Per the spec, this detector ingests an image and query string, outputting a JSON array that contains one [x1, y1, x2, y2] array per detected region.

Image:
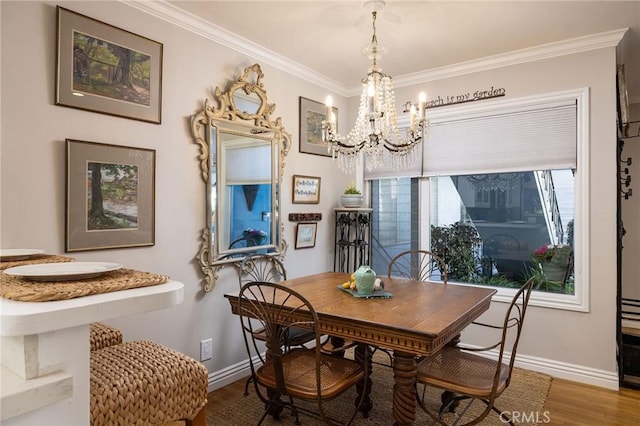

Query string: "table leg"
[[354, 343, 373, 418], [392, 350, 417, 426], [264, 339, 284, 420]]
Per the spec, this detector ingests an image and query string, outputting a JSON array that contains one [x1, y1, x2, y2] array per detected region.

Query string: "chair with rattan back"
[[237, 254, 355, 358], [387, 249, 448, 283], [371, 249, 449, 366], [414, 277, 536, 425], [238, 281, 369, 425], [237, 254, 317, 394], [238, 253, 288, 285]]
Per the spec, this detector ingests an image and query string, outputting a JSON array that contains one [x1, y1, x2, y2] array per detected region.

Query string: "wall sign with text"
[[292, 175, 320, 204]]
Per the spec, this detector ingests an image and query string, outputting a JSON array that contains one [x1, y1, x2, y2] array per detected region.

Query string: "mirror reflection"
[[232, 90, 261, 116], [191, 64, 290, 291], [219, 130, 274, 253]]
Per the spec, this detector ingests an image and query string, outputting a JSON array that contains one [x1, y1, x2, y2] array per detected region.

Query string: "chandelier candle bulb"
[[419, 92, 426, 120], [367, 83, 376, 113], [410, 104, 417, 131], [325, 96, 333, 121]]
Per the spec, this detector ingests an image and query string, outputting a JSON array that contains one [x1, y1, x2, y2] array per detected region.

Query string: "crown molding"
[[392, 28, 629, 89], [122, 1, 627, 99], [120, 0, 350, 96]]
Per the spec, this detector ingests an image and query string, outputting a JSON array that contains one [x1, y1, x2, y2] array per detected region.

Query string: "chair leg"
[[244, 375, 254, 396], [439, 390, 462, 415], [185, 406, 206, 426], [416, 384, 448, 426]]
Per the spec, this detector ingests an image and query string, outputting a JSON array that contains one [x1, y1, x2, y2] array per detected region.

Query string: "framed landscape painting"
[[299, 97, 336, 157], [56, 6, 163, 124], [66, 139, 155, 252]]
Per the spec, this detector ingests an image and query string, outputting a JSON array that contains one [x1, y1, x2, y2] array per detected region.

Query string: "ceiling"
[[167, 1, 640, 102]]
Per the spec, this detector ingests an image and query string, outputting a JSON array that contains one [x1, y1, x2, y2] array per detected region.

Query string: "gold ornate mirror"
[[191, 64, 290, 291]]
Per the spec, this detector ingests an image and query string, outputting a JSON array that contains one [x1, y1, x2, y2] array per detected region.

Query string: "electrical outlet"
[[200, 338, 213, 361]]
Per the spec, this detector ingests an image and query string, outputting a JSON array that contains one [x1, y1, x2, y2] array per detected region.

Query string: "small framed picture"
[[295, 223, 317, 249], [292, 174, 321, 204], [66, 139, 155, 252], [299, 97, 336, 157], [56, 6, 163, 124]]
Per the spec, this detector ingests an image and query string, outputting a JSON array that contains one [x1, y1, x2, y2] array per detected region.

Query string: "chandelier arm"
[[381, 136, 422, 152], [328, 137, 368, 151]]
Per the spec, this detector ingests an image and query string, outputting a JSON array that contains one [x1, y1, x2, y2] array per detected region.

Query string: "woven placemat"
[[0, 268, 169, 302], [0, 254, 75, 270]]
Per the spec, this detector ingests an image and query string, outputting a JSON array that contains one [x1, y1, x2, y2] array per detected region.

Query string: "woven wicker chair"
[[414, 277, 536, 426], [387, 249, 449, 283], [238, 281, 369, 425], [89, 322, 123, 351], [90, 340, 208, 426]]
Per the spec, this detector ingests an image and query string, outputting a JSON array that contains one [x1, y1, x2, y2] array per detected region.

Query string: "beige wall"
[[0, 0, 630, 392], [392, 49, 620, 384], [0, 1, 352, 377]]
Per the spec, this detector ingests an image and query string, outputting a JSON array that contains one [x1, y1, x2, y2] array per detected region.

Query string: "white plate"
[[0, 248, 46, 261], [4, 262, 122, 282]]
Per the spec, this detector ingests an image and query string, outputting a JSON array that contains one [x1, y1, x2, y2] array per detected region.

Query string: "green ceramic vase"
[[355, 265, 376, 295]]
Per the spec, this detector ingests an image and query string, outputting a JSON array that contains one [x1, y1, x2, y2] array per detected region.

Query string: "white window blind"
[[363, 97, 577, 179], [422, 100, 576, 177]]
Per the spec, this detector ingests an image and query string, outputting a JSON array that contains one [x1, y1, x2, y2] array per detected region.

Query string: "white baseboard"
[[205, 351, 620, 393], [465, 346, 620, 390], [206, 357, 254, 393], [510, 352, 619, 390]]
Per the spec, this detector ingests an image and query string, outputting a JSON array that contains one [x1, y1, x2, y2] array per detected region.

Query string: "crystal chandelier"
[[322, 7, 428, 173]]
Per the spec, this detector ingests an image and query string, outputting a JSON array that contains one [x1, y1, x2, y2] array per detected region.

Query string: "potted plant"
[[340, 182, 363, 208], [531, 244, 572, 282]]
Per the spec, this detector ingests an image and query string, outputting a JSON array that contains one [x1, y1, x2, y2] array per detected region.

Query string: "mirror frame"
[[190, 64, 290, 291]]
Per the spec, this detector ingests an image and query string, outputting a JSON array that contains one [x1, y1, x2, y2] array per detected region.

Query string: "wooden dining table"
[[224, 271, 496, 426]]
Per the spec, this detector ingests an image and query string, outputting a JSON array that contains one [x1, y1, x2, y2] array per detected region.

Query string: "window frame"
[[375, 88, 590, 312]]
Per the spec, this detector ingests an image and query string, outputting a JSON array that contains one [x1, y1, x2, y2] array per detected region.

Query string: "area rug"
[[206, 357, 552, 425]]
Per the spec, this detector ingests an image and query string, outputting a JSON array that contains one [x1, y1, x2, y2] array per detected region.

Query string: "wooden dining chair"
[[238, 253, 288, 285], [387, 249, 449, 283], [238, 254, 316, 347], [237, 254, 316, 394], [238, 281, 369, 425], [414, 277, 536, 425], [238, 253, 355, 357]]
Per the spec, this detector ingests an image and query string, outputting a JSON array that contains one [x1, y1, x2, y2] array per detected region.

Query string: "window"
[[370, 178, 419, 274], [429, 170, 574, 294], [368, 89, 589, 311]]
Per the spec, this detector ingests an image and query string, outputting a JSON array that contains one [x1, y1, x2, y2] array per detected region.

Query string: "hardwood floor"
[[206, 376, 640, 425]]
